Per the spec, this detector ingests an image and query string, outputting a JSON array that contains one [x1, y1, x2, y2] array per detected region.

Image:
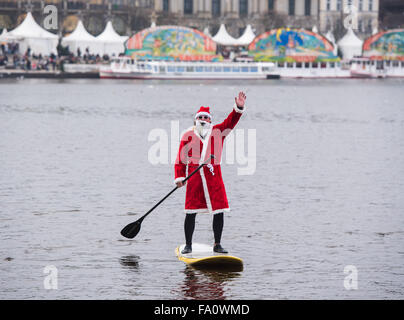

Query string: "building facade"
[[318, 0, 379, 39], [0, 0, 381, 40]]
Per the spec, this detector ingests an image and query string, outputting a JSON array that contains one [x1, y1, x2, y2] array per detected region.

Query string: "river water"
[[1, 78, 404, 299]]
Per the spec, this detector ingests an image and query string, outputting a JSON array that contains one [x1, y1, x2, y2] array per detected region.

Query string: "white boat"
[[350, 58, 387, 78], [272, 61, 351, 78], [99, 57, 279, 80], [350, 57, 404, 78]]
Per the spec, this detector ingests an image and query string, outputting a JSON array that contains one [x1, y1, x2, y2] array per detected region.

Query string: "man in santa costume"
[[175, 91, 247, 254]]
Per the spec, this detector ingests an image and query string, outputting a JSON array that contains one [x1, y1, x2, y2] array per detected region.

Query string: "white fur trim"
[[184, 209, 209, 214], [199, 126, 212, 163], [184, 208, 230, 214], [174, 177, 185, 185], [195, 112, 212, 119], [233, 103, 245, 114], [199, 166, 213, 213], [213, 208, 230, 214]]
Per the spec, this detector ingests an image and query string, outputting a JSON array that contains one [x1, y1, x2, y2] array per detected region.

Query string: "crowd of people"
[[0, 41, 116, 72]]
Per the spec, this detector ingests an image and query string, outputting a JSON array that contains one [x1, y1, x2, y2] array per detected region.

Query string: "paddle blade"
[[121, 219, 142, 239]]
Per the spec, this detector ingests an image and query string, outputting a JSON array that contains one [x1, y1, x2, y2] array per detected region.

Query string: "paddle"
[[120, 155, 214, 239]]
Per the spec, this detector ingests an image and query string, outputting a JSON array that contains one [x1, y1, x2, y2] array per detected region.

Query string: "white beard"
[[195, 120, 211, 139]]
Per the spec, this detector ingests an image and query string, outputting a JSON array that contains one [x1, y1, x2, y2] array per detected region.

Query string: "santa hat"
[[195, 106, 212, 120]]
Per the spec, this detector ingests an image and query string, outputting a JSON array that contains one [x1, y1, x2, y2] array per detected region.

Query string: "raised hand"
[[235, 91, 247, 108]]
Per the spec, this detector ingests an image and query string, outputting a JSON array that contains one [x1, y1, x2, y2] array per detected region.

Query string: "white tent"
[[203, 27, 212, 37], [236, 24, 256, 46], [325, 30, 338, 56], [212, 24, 239, 46], [96, 21, 125, 56], [337, 27, 363, 60], [62, 20, 102, 55], [8, 12, 58, 55], [0, 28, 12, 42]]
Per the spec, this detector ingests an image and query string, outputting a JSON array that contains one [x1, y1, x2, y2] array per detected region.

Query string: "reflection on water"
[[179, 266, 241, 300], [119, 255, 140, 271]]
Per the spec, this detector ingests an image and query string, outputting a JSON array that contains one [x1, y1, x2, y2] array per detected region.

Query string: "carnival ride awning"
[[212, 24, 239, 46], [8, 12, 58, 55], [248, 28, 339, 63], [125, 25, 221, 61], [363, 28, 404, 61], [337, 27, 363, 60], [62, 20, 102, 55], [96, 21, 125, 56]]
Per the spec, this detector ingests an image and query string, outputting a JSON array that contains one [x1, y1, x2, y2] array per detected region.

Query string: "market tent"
[[236, 25, 255, 46], [0, 28, 14, 42], [203, 27, 212, 37], [325, 30, 338, 56], [212, 24, 239, 46], [8, 12, 58, 55], [62, 20, 102, 55], [96, 21, 125, 56], [337, 27, 363, 60]]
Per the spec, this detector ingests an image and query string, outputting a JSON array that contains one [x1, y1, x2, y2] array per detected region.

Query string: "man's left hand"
[[235, 91, 246, 108]]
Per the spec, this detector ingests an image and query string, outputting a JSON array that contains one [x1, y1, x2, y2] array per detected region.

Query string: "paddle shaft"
[[136, 156, 213, 222]]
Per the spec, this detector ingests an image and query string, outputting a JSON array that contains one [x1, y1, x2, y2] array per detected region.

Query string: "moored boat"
[[99, 57, 279, 80]]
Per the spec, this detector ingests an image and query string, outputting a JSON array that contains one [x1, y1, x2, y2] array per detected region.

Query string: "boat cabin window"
[[262, 66, 270, 72], [304, 62, 310, 68], [321, 62, 327, 68], [287, 62, 293, 68], [296, 62, 302, 68], [177, 66, 185, 72], [159, 66, 166, 72], [386, 61, 391, 67], [232, 66, 240, 72], [278, 62, 285, 68], [401, 61, 404, 68], [250, 66, 258, 72], [393, 61, 399, 67], [330, 62, 335, 68], [186, 66, 194, 72], [241, 66, 249, 72], [168, 66, 175, 72], [205, 66, 213, 72], [196, 66, 203, 72], [214, 66, 222, 72], [223, 66, 231, 72], [312, 62, 318, 68]]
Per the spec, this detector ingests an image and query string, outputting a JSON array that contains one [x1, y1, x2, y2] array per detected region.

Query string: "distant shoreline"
[[0, 69, 99, 79]]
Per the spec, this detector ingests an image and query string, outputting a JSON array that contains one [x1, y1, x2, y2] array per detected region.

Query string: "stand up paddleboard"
[[175, 243, 243, 271]]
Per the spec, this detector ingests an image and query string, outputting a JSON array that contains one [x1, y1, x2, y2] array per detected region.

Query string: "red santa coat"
[[174, 104, 245, 214]]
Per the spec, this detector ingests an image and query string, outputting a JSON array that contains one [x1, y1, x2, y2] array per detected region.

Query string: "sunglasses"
[[197, 115, 211, 120]]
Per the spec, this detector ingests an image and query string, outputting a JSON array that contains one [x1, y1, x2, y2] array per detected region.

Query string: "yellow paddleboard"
[[175, 243, 243, 270]]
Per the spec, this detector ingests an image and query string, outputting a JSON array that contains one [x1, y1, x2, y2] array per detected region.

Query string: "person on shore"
[[174, 92, 247, 254]]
